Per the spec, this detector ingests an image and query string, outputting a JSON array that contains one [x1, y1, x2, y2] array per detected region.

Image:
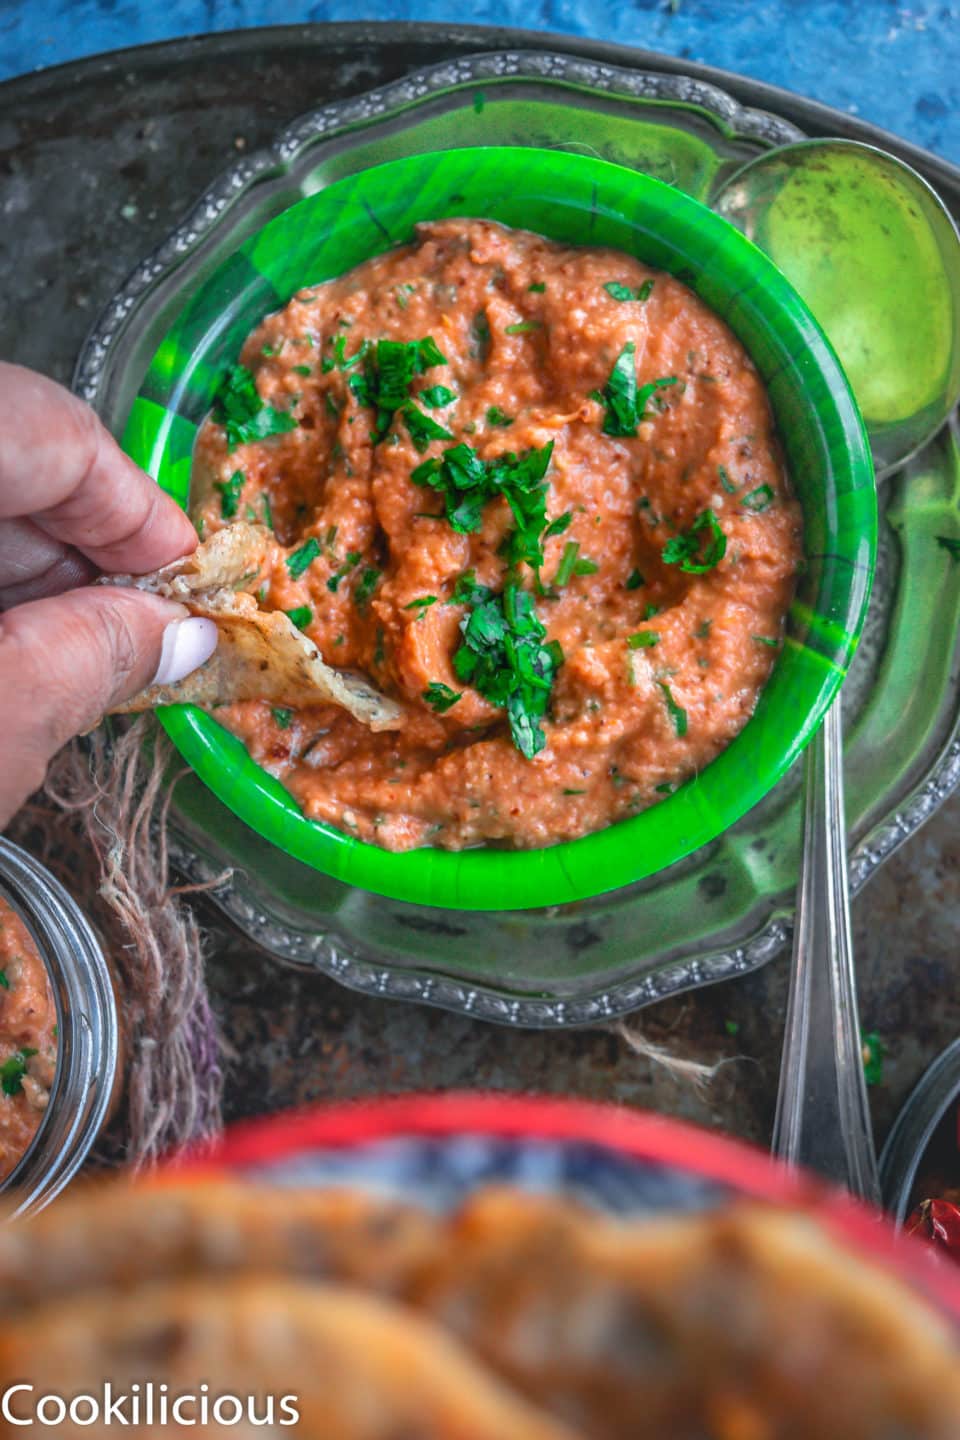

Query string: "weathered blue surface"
[[1, 0, 959, 162]]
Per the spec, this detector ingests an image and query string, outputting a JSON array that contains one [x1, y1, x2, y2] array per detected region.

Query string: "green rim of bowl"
[[122, 146, 877, 911]]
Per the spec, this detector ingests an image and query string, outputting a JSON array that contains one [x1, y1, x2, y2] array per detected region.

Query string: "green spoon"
[[713, 140, 960, 1202]]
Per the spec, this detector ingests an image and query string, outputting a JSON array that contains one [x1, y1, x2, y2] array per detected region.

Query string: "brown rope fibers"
[[8, 719, 225, 1168]]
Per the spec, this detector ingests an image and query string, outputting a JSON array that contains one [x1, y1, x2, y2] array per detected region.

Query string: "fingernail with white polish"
[[152, 617, 218, 686]]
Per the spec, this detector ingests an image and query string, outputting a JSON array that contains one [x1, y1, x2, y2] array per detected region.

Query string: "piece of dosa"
[[0, 1277, 577, 1440], [104, 523, 402, 731]]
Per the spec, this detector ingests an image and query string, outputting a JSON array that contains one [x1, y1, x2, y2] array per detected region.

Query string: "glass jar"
[[0, 835, 118, 1216]]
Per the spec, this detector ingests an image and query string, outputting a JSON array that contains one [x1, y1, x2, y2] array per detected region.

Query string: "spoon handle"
[[772, 701, 881, 1204]]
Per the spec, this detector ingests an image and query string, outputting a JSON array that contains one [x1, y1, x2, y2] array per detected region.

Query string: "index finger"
[[0, 363, 198, 574]]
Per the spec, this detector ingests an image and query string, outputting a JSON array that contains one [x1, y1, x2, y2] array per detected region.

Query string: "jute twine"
[[8, 718, 225, 1168], [7, 720, 728, 1171]]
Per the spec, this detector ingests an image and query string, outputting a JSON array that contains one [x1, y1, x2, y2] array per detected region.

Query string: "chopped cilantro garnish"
[[504, 320, 542, 335], [555, 541, 580, 587], [452, 582, 562, 759], [0, 969, 8, 990], [628, 631, 660, 648], [326, 551, 361, 592], [292, 363, 311, 376], [752, 635, 780, 647], [654, 782, 674, 795], [212, 364, 298, 450], [325, 393, 342, 420], [742, 484, 775, 512], [644, 603, 660, 620], [657, 681, 688, 737], [405, 596, 438, 614], [528, 282, 546, 293], [410, 439, 554, 571], [286, 537, 321, 580], [324, 524, 338, 550], [402, 403, 455, 454], [348, 337, 447, 442], [354, 567, 381, 610], [272, 707, 293, 729], [598, 344, 677, 438], [573, 557, 599, 576], [0, 1048, 37, 1097], [261, 342, 283, 357], [724, 1018, 740, 1036], [214, 469, 245, 519], [694, 619, 713, 639], [418, 384, 457, 409], [486, 405, 514, 427], [544, 511, 573, 541], [717, 464, 738, 494], [260, 492, 273, 530], [603, 279, 655, 302], [563, 787, 586, 795], [625, 568, 644, 590], [284, 606, 313, 629], [423, 681, 462, 713], [451, 571, 492, 606], [662, 509, 727, 574]]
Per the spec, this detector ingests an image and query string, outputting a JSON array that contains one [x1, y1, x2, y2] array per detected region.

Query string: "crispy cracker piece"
[[104, 523, 402, 731], [0, 1277, 578, 1440]]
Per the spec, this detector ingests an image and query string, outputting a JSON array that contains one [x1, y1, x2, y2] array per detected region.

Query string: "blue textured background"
[[1, 1, 959, 162]]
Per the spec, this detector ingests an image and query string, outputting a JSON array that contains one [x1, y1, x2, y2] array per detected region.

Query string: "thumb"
[[0, 587, 218, 827]]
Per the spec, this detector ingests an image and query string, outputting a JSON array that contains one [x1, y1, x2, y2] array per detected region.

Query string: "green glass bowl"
[[123, 146, 876, 911]]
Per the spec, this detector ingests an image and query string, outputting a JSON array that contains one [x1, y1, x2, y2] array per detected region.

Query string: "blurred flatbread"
[[2, 1176, 959, 1440], [0, 1277, 577, 1440], [0, 1180, 434, 1308], [104, 523, 401, 731]]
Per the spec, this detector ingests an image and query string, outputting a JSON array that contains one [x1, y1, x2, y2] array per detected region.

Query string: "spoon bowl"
[[714, 139, 960, 477], [713, 138, 960, 1200]]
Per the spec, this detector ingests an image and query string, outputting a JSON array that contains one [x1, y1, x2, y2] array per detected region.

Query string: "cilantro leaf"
[[603, 279, 654, 302], [284, 606, 313, 629], [0, 969, 8, 990], [272, 707, 293, 729], [418, 385, 457, 409], [212, 364, 298, 450], [402, 403, 455, 454], [662, 509, 727, 574], [486, 406, 514, 427], [625, 568, 644, 590], [423, 681, 462, 713], [451, 580, 563, 759], [349, 337, 447, 442], [326, 551, 361, 592], [1, 1048, 37, 1097], [598, 344, 677, 437], [354, 567, 381, 610], [628, 631, 660, 648], [657, 681, 688, 737], [409, 439, 554, 572], [404, 596, 438, 614], [742, 484, 775, 512], [214, 469, 245, 519], [286, 538, 321, 580]]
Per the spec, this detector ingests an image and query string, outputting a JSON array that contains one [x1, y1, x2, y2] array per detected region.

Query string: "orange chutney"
[[194, 220, 802, 852], [0, 898, 57, 1183]]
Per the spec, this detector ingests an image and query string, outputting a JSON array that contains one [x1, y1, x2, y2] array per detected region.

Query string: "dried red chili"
[[905, 1199, 960, 1265]]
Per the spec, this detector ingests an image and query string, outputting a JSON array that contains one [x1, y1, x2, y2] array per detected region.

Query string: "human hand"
[[0, 363, 218, 827]]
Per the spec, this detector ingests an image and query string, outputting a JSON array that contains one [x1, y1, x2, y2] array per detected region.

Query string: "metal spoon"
[[713, 140, 960, 1202]]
